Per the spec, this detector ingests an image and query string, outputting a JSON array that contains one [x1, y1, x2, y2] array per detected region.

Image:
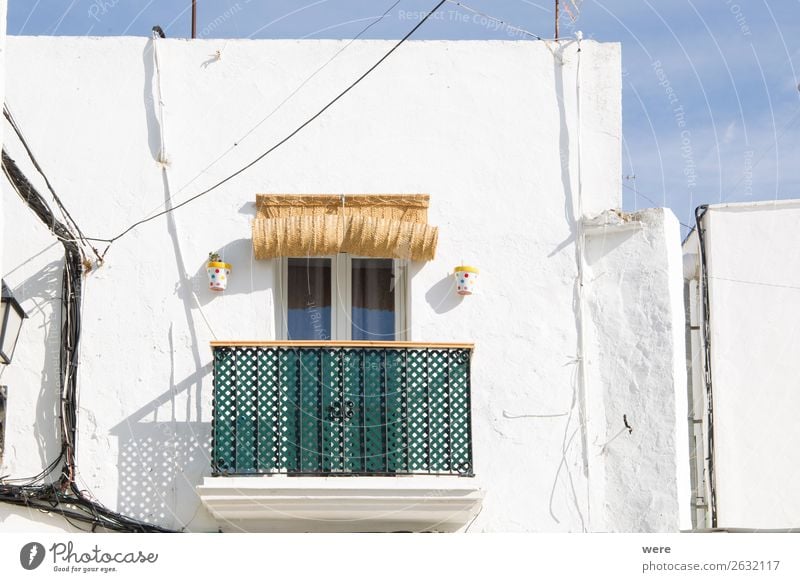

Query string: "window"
[[285, 258, 332, 341], [279, 255, 407, 341], [350, 258, 396, 341]]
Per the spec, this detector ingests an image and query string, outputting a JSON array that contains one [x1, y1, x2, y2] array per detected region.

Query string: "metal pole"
[[555, 0, 559, 39], [191, 0, 197, 39]]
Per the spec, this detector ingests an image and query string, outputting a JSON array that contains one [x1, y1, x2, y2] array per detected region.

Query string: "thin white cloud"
[[723, 121, 737, 145]]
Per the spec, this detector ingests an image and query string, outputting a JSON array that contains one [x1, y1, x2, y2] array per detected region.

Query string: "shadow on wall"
[[8, 260, 64, 472], [113, 421, 210, 529], [239, 201, 256, 216], [142, 38, 165, 163], [424, 271, 463, 315], [109, 363, 212, 531], [549, 43, 577, 260], [549, 44, 588, 532], [583, 227, 637, 266]]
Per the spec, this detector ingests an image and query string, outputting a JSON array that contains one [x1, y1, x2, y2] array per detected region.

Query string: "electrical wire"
[[621, 182, 694, 230], [86, 0, 448, 249], [572, 32, 590, 533], [86, 0, 559, 250], [1, 1, 558, 530], [141, 0, 403, 223], [722, 104, 800, 202], [694, 204, 717, 528], [151, 29, 168, 164], [1, 150, 172, 533], [708, 275, 800, 292], [3, 106, 102, 262]]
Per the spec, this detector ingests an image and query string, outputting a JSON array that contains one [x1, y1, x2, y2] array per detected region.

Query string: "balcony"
[[197, 341, 483, 532]]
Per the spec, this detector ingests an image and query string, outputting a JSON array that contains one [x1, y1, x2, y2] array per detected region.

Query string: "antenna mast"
[[555, 0, 559, 39], [192, 0, 197, 39]]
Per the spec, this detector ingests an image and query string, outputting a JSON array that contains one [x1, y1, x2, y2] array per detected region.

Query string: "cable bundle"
[[1, 151, 172, 533]]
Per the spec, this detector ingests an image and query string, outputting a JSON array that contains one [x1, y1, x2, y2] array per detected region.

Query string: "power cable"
[[709, 275, 800, 291], [4, 107, 85, 243], [722, 103, 800, 201], [143, 0, 403, 221], [1, 151, 171, 533], [87, 0, 447, 249], [3, 106, 102, 262], [621, 182, 694, 230], [0, 1, 444, 532], [694, 204, 717, 528]]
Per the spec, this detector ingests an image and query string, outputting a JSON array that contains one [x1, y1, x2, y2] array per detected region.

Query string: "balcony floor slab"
[[196, 475, 484, 533]]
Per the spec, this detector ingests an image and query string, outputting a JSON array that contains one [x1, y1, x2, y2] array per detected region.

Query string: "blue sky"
[[8, 0, 800, 234]]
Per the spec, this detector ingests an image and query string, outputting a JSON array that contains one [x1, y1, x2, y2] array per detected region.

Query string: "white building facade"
[[0, 35, 689, 532], [684, 200, 800, 531]]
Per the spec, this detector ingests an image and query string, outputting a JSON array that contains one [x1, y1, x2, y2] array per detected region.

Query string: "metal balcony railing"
[[211, 341, 474, 476]]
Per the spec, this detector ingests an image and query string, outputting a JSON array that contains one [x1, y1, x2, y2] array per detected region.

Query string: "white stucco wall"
[[0, 0, 9, 503], [583, 208, 690, 532], [686, 201, 800, 530], [0, 36, 684, 533], [0, 0, 7, 284]]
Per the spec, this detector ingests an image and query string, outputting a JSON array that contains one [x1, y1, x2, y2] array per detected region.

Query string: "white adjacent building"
[[684, 200, 800, 531], [0, 33, 691, 532]]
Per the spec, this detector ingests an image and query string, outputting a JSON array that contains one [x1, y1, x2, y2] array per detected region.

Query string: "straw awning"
[[252, 194, 438, 261]]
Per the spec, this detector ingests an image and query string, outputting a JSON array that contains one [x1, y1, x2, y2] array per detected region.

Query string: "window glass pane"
[[287, 258, 331, 340], [351, 258, 395, 341]]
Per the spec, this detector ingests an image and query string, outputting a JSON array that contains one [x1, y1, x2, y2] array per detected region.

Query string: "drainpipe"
[[683, 248, 709, 529], [694, 205, 717, 528]]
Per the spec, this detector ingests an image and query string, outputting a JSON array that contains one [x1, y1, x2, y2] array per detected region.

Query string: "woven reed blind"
[[252, 194, 438, 261]]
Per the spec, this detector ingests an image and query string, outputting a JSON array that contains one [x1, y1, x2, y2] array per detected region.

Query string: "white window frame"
[[276, 255, 408, 341]]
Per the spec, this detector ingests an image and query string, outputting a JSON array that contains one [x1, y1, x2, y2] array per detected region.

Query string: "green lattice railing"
[[211, 342, 474, 476]]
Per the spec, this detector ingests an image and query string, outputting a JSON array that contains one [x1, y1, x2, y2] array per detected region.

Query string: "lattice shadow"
[[113, 422, 210, 527], [110, 362, 213, 530]]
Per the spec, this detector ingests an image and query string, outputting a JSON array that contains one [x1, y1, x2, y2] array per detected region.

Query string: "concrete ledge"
[[583, 209, 647, 234], [197, 476, 484, 533]]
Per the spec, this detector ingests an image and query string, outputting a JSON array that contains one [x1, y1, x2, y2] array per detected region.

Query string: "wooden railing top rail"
[[210, 340, 475, 350]]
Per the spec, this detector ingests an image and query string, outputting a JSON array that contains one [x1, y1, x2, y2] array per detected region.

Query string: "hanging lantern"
[[454, 266, 479, 296], [207, 252, 232, 292], [1, 281, 28, 364]]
